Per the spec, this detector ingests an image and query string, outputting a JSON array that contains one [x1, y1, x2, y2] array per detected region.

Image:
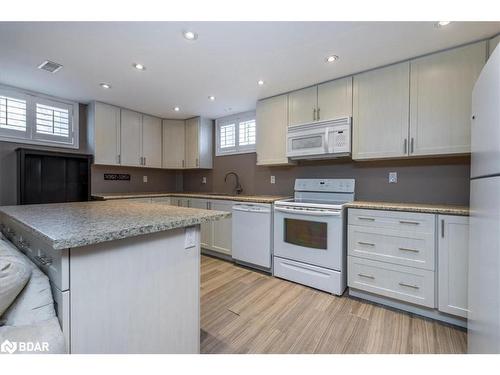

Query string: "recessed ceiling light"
[[183, 31, 198, 41], [173, 106, 180, 112], [133, 63, 146, 71], [325, 55, 339, 63], [100, 83, 111, 89], [38, 60, 63, 73], [436, 21, 451, 28], [257, 80, 265, 86], [208, 96, 216, 101]]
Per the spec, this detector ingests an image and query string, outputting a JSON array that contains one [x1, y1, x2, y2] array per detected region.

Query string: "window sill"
[[215, 149, 256, 157], [0, 135, 79, 150]]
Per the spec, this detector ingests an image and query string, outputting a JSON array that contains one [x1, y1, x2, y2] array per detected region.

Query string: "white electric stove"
[[273, 178, 355, 295]]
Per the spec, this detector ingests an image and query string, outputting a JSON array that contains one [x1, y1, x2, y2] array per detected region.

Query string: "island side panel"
[[69, 226, 201, 354]]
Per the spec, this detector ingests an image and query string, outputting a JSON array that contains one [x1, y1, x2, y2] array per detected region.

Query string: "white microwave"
[[286, 117, 351, 160]]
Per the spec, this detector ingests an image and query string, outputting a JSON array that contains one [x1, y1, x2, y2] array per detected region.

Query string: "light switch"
[[184, 226, 197, 249], [202, 177, 207, 184], [388, 172, 398, 184], [270, 176, 276, 184], [143, 175, 148, 183]]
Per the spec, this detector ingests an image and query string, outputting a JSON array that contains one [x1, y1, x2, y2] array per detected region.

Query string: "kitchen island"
[[0, 200, 229, 354]]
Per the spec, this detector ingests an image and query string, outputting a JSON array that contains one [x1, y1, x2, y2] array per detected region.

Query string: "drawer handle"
[[18, 238, 30, 250], [399, 220, 420, 225], [399, 282, 419, 289], [358, 217, 375, 221], [398, 247, 420, 253], [358, 241, 375, 247], [358, 273, 375, 279], [34, 255, 53, 266]]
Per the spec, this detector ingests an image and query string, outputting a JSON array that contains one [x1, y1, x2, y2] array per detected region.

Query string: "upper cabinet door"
[[185, 117, 200, 168], [409, 42, 486, 156], [142, 114, 162, 168], [317, 77, 353, 121], [120, 109, 142, 167], [162, 119, 185, 169], [93, 102, 121, 165], [352, 61, 410, 160], [256, 94, 293, 166], [288, 86, 318, 126]]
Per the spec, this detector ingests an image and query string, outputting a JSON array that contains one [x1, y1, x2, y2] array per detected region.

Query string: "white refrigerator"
[[468, 43, 500, 353]]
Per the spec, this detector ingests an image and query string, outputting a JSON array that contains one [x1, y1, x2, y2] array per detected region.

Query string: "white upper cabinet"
[[141, 114, 162, 168], [317, 77, 353, 121], [256, 94, 293, 166], [89, 102, 121, 166], [489, 34, 500, 57], [353, 62, 410, 160], [162, 119, 185, 169], [409, 41, 486, 156], [288, 78, 353, 127], [120, 109, 142, 167], [438, 215, 469, 318], [288, 86, 318, 126], [184, 117, 213, 169]]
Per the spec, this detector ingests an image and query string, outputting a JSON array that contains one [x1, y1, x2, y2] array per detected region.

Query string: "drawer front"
[[348, 225, 435, 270], [1, 218, 69, 291], [348, 256, 435, 308], [50, 283, 70, 353], [273, 256, 344, 295], [348, 208, 435, 233]]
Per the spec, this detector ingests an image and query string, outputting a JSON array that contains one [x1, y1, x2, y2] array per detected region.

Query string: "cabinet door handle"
[[398, 247, 420, 253], [313, 108, 317, 121], [358, 241, 375, 247], [317, 107, 320, 121], [399, 220, 420, 225], [399, 282, 419, 290], [117, 154, 121, 164], [410, 138, 414, 154], [358, 217, 375, 221], [404, 138, 408, 154], [182, 160, 185, 168], [441, 219, 445, 238], [358, 273, 375, 280], [143, 157, 146, 166], [196, 158, 199, 167]]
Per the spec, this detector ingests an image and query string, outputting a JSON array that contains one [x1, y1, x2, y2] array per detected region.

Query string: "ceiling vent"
[[37, 60, 63, 73]]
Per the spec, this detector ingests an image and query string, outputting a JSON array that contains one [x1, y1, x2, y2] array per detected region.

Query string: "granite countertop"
[[0, 200, 230, 250], [345, 201, 469, 216], [92, 192, 290, 204]]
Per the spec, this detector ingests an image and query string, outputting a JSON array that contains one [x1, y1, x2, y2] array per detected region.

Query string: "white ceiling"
[[0, 21, 499, 120]]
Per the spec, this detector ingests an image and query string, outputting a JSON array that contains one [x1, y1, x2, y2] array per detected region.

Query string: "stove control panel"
[[294, 178, 355, 193]]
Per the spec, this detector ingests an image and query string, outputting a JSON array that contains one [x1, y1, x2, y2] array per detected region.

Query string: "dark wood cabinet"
[[17, 148, 92, 205]]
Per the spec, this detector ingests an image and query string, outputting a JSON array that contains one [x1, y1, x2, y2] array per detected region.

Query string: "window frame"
[[0, 84, 79, 149], [215, 111, 256, 156]]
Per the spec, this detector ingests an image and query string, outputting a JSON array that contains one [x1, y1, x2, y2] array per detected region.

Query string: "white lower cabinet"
[[189, 198, 211, 249], [348, 208, 470, 323], [209, 200, 233, 256], [438, 215, 470, 318]]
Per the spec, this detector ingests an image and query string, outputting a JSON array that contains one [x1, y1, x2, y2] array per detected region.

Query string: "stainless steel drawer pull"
[[358, 273, 375, 279], [358, 217, 375, 221], [358, 241, 375, 247], [34, 255, 53, 266], [399, 220, 420, 225], [399, 282, 419, 289], [398, 247, 420, 253], [18, 238, 30, 250]]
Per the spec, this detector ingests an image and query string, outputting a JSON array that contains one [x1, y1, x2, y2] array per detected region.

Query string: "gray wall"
[[183, 152, 471, 205], [0, 104, 181, 205]]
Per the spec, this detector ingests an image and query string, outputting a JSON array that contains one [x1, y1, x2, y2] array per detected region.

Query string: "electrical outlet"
[[270, 176, 276, 184], [202, 177, 207, 184], [184, 226, 197, 249], [388, 172, 398, 184], [143, 175, 148, 183]]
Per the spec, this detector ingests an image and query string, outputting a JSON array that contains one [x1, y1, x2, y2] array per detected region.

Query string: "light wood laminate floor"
[[200, 255, 467, 354]]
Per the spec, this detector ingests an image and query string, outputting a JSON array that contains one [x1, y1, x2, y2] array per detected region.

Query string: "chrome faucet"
[[224, 172, 243, 195]]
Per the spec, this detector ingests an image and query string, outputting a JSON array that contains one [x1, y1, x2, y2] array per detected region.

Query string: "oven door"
[[273, 205, 344, 271]]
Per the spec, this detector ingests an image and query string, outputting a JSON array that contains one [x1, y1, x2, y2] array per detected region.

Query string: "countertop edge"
[[91, 193, 290, 203]]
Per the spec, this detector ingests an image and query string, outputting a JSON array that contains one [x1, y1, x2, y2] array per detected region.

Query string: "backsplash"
[[183, 153, 471, 205]]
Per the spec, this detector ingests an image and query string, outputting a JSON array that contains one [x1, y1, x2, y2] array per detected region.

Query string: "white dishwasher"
[[231, 203, 272, 270]]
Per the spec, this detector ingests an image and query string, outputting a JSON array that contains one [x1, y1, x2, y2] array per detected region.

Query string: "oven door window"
[[284, 218, 327, 250]]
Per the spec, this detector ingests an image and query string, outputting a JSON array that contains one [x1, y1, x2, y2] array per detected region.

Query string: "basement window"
[[0, 85, 79, 149], [216, 111, 256, 156]]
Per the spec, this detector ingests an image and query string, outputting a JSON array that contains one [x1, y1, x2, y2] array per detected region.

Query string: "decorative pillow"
[[0, 258, 32, 316]]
